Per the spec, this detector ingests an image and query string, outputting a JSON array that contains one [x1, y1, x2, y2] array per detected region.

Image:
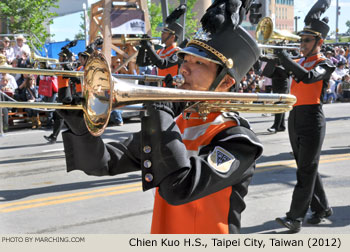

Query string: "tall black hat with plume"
[[298, 0, 331, 39], [177, 0, 260, 91], [162, 4, 187, 39]]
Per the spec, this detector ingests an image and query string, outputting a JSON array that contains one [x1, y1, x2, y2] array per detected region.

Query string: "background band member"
[[274, 0, 335, 233], [57, 0, 262, 234], [136, 4, 186, 87], [261, 57, 289, 133], [44, 41, 78, 144]]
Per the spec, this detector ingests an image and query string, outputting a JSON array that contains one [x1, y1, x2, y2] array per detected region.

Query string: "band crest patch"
[[207, 146, 236, 173]]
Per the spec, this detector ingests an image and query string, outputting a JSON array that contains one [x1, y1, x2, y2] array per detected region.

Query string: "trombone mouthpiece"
[[173, 75, 185, 87]]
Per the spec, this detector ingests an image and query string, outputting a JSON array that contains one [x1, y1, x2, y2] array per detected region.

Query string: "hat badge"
[[193, 28, 212, 42]]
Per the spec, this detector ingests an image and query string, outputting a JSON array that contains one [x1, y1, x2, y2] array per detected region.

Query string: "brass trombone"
[[112, 35, 161, 45], [256, 17, 300, 52], [31, 52, 60, 68], [0, 51, 296, 136]]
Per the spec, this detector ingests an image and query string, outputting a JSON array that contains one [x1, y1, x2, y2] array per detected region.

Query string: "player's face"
[[179, 54, 218, 91], [300, 35, 318, 56]]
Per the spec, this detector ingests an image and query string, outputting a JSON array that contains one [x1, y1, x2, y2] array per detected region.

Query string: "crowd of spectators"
[[0, 35, 139, 132], [0, 35, 78, 132]]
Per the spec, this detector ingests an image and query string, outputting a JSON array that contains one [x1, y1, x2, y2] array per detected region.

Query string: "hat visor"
[[162, 27, 175, 34], [177, 46, 222, 66], [297, 30, 318, 37]]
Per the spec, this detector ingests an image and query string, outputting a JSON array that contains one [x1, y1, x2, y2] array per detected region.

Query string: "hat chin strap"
[[209, 67, 228, 91]]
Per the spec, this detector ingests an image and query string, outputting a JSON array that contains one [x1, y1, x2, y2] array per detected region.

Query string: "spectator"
[[335, 48, 347, 65], [240, 75, 248, 92], [0, 73, 17, 93], [333, 61, 348, 94], [0, 43, 6, 61], [323, 72, 338, 104], [111, 56, 129, 74], [13, 35, 31, 60], [337, 74, 350, 102], [246, 68, 256, 84], [3, 37, 15, 64], [324, 51, 338, 66], [10, 59, 22, 81], [17, 51, 31, 68], [18, 75, 42, 129], [0, 74, 12, 93]]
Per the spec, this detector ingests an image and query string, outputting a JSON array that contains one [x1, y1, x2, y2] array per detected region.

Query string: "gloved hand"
[[57, 87, 72, 104], [274, 49, 290, 62], [56, 109, 89, 136], [56, 85, 88, 135], [145, 101, 188, 119], [164, 74, 174, 88], [274, 49, 307, 82], [140, 34, 152, 48], [140, 39, 152, 50], [259, 55, 280, 66]]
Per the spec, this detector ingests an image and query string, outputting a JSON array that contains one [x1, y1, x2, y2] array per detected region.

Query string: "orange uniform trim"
[[151, 113, 238, 234], [75, 66, 84, 93], [57, 76, 69, 89], [156, 45, 180, 82], [291, 54, 326, 106]]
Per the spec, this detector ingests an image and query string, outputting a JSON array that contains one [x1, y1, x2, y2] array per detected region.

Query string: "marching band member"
[[58, 0, 263, 234], [273, 0, 335, 233], [136, 4, 186, 87]]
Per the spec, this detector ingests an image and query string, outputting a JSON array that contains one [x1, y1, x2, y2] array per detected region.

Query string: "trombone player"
[[57, 0, 263, 234], [270, 0, 336, 233]]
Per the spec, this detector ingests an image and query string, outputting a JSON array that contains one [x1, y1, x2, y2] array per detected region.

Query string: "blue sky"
[[50, 0, 350, 42]]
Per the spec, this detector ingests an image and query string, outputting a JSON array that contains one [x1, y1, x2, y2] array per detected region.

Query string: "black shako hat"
[[162, 22, 183, 39], [177, 0, 260, 90], [162, 4, 186, 39], [298, 18, 330, 39], [298, 0, 331, 39], [178, 25, 260, 86]]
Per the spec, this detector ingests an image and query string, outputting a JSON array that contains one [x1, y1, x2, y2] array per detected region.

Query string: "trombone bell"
[[256, 17, 300, 52]]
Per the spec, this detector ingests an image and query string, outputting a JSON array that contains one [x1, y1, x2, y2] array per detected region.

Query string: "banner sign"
[[111, 9, 146, 35]]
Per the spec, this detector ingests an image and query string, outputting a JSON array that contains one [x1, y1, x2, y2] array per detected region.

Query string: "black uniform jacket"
[[62, 110, 263, 206]]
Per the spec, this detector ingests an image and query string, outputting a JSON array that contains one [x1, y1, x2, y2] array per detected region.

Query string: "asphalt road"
[[0, 103, 349, 234]]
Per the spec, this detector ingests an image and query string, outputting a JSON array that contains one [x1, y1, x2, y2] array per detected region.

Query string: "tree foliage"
[[0, 0, 58, 50], [74, 8, 91, 41], [148, 0, 200, 39], [346, 20, 350, 35]]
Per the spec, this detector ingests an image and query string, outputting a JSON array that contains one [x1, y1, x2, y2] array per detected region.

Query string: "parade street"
[[0, 102, 349, 234]]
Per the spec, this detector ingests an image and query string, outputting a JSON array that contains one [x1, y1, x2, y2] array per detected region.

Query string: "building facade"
[[270, 0, 295, 32]]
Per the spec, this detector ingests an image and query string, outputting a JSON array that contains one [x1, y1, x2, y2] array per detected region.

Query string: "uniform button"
[[145, 173, 153, 182], [143, 146, 151, 153], [143, 160, 152, 168]]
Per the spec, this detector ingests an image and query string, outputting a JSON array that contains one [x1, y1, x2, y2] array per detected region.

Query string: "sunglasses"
[[300, 38, 316, 43]]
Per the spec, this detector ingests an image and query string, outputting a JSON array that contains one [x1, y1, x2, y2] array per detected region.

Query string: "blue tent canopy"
[[39, 39, 118, 59], [40, 40, 86, 59]]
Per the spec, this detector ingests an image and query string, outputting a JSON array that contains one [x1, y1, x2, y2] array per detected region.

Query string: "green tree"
[[0, 0, 58, 50], [74, 8, 91, 41], [346, 20, 350, 35], [148, 0, 200, 39]]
